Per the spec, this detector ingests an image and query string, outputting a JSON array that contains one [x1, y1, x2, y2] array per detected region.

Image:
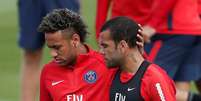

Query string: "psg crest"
[[84, 70, 97, 84]]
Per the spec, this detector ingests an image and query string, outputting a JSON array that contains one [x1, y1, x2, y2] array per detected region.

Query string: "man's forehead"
[[45, 31, 66, 40], [99, 30, 112, 40], [99, 34, 115, 47]]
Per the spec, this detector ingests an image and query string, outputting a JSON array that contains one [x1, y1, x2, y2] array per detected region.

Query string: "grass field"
[[0, 0, 20, 101], [0, 0, 198, 101], [0, 0, 97, 101]]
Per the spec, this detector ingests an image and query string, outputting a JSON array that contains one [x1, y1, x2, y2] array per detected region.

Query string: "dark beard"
[[107, 59, 120, 68], [60, 56, 76, 68]]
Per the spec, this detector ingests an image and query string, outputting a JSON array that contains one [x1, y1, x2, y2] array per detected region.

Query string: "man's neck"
[[77, 43, 88, 54], [122, 50, 144, 74]]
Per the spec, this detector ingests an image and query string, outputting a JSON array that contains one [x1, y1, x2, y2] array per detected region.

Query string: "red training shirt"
[[107, 63, 176, 101], [96, 0, 201, 38], [40, 46, 110, 101]]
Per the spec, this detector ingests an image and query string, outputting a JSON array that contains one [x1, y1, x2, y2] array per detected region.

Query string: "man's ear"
[[118, 40, 129, 53], [71, 33, 80, 48]]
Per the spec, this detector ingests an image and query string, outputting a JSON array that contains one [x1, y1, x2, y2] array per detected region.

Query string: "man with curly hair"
[[18, 0, 80, 101], [38, 8, 112, 101]]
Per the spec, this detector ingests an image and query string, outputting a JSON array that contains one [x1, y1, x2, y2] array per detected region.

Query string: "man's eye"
[[102, 45, 108, 48], [100, 43, 108, 48], [53, 46, 61, 50]]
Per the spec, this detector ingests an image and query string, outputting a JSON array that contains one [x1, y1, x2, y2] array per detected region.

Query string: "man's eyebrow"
[[47, 44, 58, 48]]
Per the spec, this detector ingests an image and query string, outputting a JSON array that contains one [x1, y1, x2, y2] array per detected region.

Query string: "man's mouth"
[[54, 58, 65, 64]]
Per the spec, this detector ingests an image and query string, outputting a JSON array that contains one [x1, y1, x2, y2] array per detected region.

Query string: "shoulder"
[[141, 63, 176, 100], [143, 63, 170, 81], [41, 60, 58, 76], [141, 63, 175, 93], [43, 60, 56, 70], [83, 49, 109, 74], [87, 50, 107, 68], [90, 50, 105, 63], [83, 45, 105, 64]]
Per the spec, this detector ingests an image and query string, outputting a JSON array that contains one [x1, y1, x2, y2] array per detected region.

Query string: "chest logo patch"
[[84, 70, 97, 84]]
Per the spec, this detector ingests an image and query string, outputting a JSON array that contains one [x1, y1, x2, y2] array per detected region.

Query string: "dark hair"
[[100, 16, 140, 48], [38, 8, 88, 42]]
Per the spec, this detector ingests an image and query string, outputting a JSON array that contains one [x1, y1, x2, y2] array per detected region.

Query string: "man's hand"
[[136, 26, 145, 55], [142, 25, 156, 43]]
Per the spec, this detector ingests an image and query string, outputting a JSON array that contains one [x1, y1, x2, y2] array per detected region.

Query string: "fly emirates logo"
[[66, 94, 83, 101]]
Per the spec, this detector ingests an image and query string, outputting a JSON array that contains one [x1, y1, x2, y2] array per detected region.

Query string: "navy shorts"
[[145, 34, 201, 81], [18, 0, 80, 51]]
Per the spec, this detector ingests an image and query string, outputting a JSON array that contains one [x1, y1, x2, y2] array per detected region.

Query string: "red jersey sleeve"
[[141, 64, 176, 101], [40, 65, 52, 101], [96, 0, 111, 39], [147, 0, 177, 28], [198, 0, 201, 15]]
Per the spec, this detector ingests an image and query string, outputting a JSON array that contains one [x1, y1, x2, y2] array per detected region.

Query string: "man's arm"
[[149, 79, 176, 101], [96, 0, 112, 39], [141, 65, 176, 101], [40, 66, 52, 101], [146, 0, 176, 28], [142, 0, 177, 43]]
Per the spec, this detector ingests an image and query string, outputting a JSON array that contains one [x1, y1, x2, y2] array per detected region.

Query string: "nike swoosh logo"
[[52, 80, 64, 86], [127, 87, 135, 91]]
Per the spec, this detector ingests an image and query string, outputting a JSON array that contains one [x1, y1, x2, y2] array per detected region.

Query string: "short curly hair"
[[38, 8, 88, 42]]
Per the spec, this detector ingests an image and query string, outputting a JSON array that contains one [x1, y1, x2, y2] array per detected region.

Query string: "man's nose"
[[50, 50, 58, 57], [99, 48, 105, 55]]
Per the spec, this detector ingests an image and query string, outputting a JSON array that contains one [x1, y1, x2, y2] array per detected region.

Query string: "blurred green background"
[[0, 0, 198, 101], [0, 0, 97, 101]]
